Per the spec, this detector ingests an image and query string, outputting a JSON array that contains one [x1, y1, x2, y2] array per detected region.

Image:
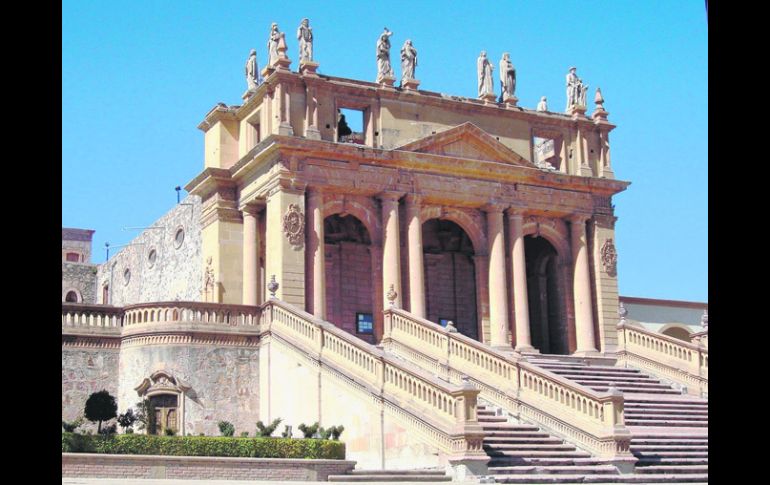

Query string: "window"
[[123, 268, 131, 285], [356, 313, 374, 334], [65, 291, 79, 303], [102, 285, 109, 304], [337, 108, 366, 144], [66, 252, 80, 262], [148, 249, 157, 267], [174, 228, 185, 248]]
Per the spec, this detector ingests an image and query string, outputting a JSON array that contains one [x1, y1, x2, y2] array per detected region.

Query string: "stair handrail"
[[261, 298, 489, 465], [383, 307, 632, 460], [616, 322, 707, 392]]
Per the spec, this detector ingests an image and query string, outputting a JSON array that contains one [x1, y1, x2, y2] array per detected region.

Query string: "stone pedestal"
[[304, 125, 321, 140], [377, 75, 396, 88], [242, 90, 257, 102], [567, 105, 588, 118], [278, 122, 294, 136], [503, 94, 519, 107], [299, 60, 319, 77], [592, 108, 609, 122], [480, 93, 497, 105], [401, 78, 420, 92], [261, 66, 275, 79]]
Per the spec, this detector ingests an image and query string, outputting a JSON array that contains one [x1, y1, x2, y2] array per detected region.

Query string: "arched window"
[[102, 285, 109, 304], [65, 291, 79, 303]]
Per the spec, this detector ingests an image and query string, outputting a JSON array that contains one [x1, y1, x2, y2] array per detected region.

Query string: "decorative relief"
[[282, 204, 305, 247], [600, 239, 618, 277], [203, 256, 215, 302]]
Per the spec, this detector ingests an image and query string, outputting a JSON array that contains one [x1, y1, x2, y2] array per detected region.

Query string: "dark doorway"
[[524, 236, 568, 354], [422, 219, 478, 340]]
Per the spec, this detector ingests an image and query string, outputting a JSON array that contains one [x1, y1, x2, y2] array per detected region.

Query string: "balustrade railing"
[[383, 308, 631, 460], [262, 299, 486, 461], [617, 322, 707, 393], [61, 303, 123, 331]]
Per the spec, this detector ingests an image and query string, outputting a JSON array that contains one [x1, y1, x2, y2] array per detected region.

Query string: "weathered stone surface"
[[61, 348, 120, 427], [62, 262, 98, 303]]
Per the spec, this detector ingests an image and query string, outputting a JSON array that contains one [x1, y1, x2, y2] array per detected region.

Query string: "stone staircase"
[[518, 355, 708, 483], [327, 469, 451, 482]]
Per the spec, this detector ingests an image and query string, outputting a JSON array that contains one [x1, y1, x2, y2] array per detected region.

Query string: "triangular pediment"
[[395, 122, 534, 167]]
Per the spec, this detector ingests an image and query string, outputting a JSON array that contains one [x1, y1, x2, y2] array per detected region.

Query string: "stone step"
[[626, 401, 708, 408], [484, 450, 592, 458], [484, 430, 553, 438], [328, 474, 451, 482], [555, 372, 658, 381], [348, 470, 447, 476], [588, 387, 682, 394], [623, 395, 708, 404], [626, 419, 707, 427], [485, 443, 579, 452], [636, 457, 709, 465], [478, 415, 511, 423], [624, 413, 708, 422], [484, 437, 566, 445], [625, 406, 708, 415], [490, 473, 709, 483], [487, 465, 619, 475], [488, 457, 606, 467], [530, 363, 639, 373], [480, 424, 541, 431], [634, 451, 708, 458], [630, 439, 709, 446], [631, 445, 709, 452], [635, 465, 709, 474]]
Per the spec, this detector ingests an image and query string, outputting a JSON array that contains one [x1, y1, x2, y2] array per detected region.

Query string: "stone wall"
[[424, 252, 478, 340], [62, 262, 98, 303], [324, 241, 375, 343], [63, 228, 94, 262], [118, 342, 259, 436], [62, 454, 356, 481], [97, 195, 202, 306], [62, 346, 120, 429]]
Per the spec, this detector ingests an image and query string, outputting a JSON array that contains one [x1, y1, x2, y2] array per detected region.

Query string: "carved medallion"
[[601, 239, 618, 277], [283, 204, 305, 247]]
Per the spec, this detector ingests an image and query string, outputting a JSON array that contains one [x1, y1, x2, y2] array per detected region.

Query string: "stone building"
[[62, 228, 98, 304], [62, 27, 707, 482]]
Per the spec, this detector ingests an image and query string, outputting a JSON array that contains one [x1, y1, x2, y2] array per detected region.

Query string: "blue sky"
[[62, 0, 707, 302]]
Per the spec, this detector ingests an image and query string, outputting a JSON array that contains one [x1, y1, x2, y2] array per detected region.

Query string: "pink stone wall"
[[62, 453, 355, 481], [424, 252, 478, 340], [325, 242, 375, 343]]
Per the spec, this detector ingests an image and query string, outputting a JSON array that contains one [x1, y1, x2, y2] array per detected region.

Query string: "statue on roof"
[[267, 22, 283, 66], [376, 27, 394, 81], [477, 51, 494, 98], [499, 52, 516, 99], [245, 49, 260, 92], [400, 39, 418, 85], [297, 18, 313, 62], [537, 96, 548, 112], [566, 67, 588, 110]]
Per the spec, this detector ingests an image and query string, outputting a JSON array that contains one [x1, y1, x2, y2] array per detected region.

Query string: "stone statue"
[[566, 67, 588, 110], [400, 39, 417, 85], [477, 51, 494, 97], [297, 18, 313, 62], [267, 22, 283, 66], [537, 96, 548, 112], [376, 27, 394, 81], [499, 52, 516, 99], [245, 49, 260, 91]]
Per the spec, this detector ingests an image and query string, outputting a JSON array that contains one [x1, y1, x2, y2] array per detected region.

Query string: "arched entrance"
[[524, 235, 568, 354], [324, 214, 376, 342], [422, 219, 478, 340]]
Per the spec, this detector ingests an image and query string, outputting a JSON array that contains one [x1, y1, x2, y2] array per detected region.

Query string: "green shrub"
[[256, 418, 282, 437], [240, 431, 249, 437], [298, 422, 319, 438], [61, 433, 345, 459], [218, 421, 235, 437], [164, 428, 176, 436], [62, 417, 83, 433]]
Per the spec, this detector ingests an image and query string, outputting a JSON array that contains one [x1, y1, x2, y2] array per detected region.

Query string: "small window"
[[102, 285, 109, 304], [439, 318, 451, 328], [66, 252, 80, 262], [123, 268, 131, 285], [148, 249, 157, 267], [337, 108, 365, 144], [174, 228, 185, 248], [65, 291, 79, 303], [356, 313, 374, 334]]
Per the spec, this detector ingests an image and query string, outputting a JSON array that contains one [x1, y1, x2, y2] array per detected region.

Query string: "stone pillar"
[[306, 189, 326, 319], [570, 215, 598, 354], [592, 215, 620, 353], [265, 184, 305, 308], [380, 192, 403, 308], [405, 195, 426, 318], [277, 82, 294, 136], [507, 209, 535, 353], [485, 205, 510, 348], [305, 85, 321, 140], [242, 206, 259, 306]]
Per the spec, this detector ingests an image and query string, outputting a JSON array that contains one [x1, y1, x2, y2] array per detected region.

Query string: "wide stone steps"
[[488, 465, 619, 475], [624, 413, 707, 421], [625, 419, 707, 427], [489, 473, 709, 483], [327, 470, 450, 482], [631, 444, 709, 452]]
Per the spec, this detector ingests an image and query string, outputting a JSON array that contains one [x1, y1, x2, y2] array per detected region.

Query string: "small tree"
[[117, 409, 138, 433], [255, 418, 282, 437], [62, 416, 83, 433], [135, 399, 157, 435], [218, 421, 235, 437], [84, 390, 117, 434]]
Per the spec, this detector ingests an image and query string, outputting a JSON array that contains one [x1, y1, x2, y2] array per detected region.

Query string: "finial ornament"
[[618, 302, 628, 323], [594, 88, 605, 109], [268, 275, 279, 298], [386, 284, 398, 306]]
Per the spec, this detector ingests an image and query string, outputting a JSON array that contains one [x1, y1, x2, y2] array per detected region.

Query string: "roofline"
[[619, 295, 707, 309]]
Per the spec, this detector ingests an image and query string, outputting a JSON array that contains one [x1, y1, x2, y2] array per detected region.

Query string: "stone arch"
[[322, 196, 382, 245], [62, 288, 82, 303], [420, 206, 487, 256], [522, 220, 570, 262], [659, 323, 694, 342]]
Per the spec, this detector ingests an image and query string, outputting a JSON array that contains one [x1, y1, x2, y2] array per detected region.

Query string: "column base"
[[299, 60, 319, 76], [305, 125, 321, 140], [278, 122, 294, 136], [579, 165, 594, 177], [514, 345, 539, 355], [572, 349, 600, 357]]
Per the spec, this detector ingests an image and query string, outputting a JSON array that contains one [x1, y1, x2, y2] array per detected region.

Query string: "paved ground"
[[63, 481, 708, 485]]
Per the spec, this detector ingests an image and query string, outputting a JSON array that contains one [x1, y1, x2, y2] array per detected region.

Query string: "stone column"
[[380, 192, 403, 308], [305, 85, 321, 140], [485, 205, 510, 348], [405, 195, 426, 318], [242, 206, 259, 306], [570, 215, 598, 354], [507, 209, 535, 353], [265, 184, 305, 308], [306, 189, 326, 319]]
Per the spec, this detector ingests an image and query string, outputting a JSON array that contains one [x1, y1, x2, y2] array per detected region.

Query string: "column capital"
[[240, 200, 266, 214], [378, 191, 405, 202], [404, 194, 424, 206], [505, 207, 527, 220], [482, 202, 507, 214], [306, 187, 325, 200], [568, 213, 590, 225]]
